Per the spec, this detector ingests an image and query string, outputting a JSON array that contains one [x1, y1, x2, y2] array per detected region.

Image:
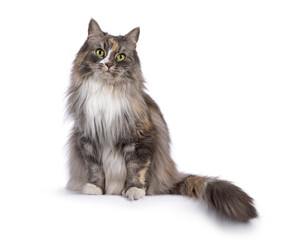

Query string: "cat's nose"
[[105, 62, 113, 68]]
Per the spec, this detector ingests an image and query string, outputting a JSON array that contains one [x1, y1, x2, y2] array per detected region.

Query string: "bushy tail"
[[170, 175, 257, 222]]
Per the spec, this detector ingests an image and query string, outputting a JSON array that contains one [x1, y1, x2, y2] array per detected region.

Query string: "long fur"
[[66, 19, 257, 222]]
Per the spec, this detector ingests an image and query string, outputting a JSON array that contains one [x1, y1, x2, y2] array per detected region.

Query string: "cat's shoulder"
[[142, 92, 160, 111]]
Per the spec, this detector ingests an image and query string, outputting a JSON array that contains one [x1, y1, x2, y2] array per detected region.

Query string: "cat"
[[66, 18, 257, 222]]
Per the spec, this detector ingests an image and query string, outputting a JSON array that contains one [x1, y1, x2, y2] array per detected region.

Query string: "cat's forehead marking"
[[109, 38, 119, 51]]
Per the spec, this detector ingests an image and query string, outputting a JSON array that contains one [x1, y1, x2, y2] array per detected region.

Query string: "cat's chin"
[[98, 71, 123, 84], [100, 71, 114, 80], [102, 71, 112, 76]]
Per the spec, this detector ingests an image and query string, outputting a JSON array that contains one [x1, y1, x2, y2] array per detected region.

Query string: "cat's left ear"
[[123, 27, 140, 49]]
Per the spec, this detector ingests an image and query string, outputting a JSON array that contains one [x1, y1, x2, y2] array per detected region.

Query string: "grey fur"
[[204, 180, 257, 222], [66, 19, 257, 222]]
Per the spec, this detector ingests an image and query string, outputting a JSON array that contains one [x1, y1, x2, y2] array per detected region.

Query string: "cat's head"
[[73, 19, 141, 84]]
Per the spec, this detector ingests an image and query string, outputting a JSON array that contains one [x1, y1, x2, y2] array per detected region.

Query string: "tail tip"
[[204, 180, 258, 222]]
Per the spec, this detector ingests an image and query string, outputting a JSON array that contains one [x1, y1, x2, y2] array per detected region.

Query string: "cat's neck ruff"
[[79, 77, 134, 144]]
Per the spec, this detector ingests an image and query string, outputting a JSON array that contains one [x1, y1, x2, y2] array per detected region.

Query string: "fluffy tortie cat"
[[66, 19, 257, 222]]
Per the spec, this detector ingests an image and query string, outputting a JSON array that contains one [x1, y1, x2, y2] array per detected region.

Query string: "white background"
[[0, 0, 299, 239]]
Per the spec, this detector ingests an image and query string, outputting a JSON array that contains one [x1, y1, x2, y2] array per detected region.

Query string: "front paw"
[[82, 183, 103, 195], [122, 187, 146, 200]]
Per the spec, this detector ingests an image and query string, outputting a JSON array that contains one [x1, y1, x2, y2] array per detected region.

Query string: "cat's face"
[[74, 19, 140, 83]]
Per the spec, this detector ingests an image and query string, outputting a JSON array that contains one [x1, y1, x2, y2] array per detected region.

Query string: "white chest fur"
[[80, 79, 132, 142], [79, 79, 131, 194]]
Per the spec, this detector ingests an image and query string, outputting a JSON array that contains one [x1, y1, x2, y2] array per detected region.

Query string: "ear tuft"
[[88, 18, 104, 37]]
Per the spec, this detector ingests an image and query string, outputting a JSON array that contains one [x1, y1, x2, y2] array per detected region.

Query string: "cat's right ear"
[[88, 19, 105, 38]]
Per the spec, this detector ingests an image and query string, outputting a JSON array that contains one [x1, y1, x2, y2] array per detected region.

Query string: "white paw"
[[122, 187, 146, 200], [82, 183, 103, 195]]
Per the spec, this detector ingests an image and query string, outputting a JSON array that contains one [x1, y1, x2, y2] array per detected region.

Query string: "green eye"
[[96, 49, 104, 57], [116, 53, 126, 61]]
